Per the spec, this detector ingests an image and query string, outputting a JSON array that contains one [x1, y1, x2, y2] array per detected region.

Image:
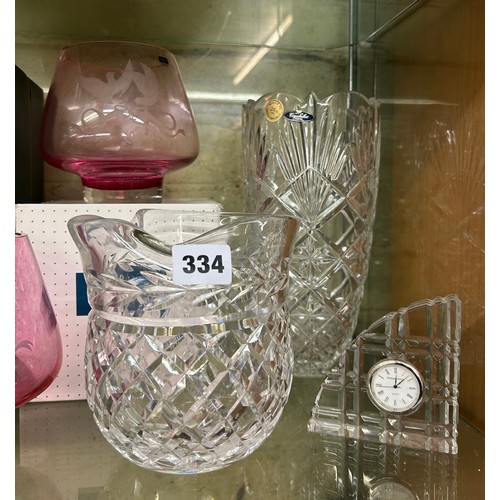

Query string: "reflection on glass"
[[312, 433, 458, 499], [97, 454, 274, 499], [15, 465, 64, 500], [16, 379, 481, 500]]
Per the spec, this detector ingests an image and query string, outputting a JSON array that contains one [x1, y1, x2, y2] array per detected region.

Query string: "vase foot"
[[83, 185, 163, 203]]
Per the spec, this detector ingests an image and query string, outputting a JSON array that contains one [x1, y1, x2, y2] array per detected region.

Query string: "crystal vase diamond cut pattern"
[[243, 92, 380, 377], [68, 211, 298, 473], [308, 295, 461, 454]]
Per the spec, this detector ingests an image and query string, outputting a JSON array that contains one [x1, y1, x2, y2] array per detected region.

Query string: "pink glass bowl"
[[40, 41, 200, 203]]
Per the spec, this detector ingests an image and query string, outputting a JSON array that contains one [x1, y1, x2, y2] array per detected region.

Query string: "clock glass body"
[[367, 359, 424, 414]]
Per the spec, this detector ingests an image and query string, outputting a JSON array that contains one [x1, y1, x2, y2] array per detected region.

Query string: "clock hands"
[[378, 379, 408, 389], [390, 366, 412, 388], [379, 371, 410, 389]]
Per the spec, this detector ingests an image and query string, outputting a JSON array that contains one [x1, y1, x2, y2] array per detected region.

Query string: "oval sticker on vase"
[[284, 111, 314, 122]]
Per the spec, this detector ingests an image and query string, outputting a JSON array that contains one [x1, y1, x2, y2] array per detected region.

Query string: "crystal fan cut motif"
[[308, 295, 461, 454], [243, 92, 380, 377], [68, 210, 298, 473]]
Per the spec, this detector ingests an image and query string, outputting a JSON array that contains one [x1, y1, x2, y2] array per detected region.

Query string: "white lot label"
[[172, 244, 232, 285]]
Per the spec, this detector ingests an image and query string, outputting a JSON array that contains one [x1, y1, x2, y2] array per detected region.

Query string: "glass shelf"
[[13, 0, 428, 210], [15, 0, 351, 52], [15, 0, 427, 95], [16, 377, 484, 499]]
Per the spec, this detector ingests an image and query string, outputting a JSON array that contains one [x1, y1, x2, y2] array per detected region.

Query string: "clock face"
[[367, 360, 424, 414]]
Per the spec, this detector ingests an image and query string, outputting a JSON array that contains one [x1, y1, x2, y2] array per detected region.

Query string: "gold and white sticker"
[[265, 99, 284, 122]]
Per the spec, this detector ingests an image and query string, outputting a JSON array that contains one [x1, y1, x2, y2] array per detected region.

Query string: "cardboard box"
[[15, 201, 221, 401]]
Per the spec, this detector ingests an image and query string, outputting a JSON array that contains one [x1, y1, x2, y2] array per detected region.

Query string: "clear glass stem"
[[83, 185, 163, 203]]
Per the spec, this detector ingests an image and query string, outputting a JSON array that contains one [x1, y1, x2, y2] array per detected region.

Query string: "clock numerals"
[[367, 360, 424, 414]]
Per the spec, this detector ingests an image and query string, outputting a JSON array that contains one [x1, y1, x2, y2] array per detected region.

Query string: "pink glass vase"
[[15, 233, 63, 407]]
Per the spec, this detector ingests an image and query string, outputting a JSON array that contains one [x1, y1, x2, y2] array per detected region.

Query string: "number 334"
[[182, 254, 225, 274]]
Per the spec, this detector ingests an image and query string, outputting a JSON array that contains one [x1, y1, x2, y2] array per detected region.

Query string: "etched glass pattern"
[[242, 92, 380, 377], [68, 210, 297, 473], [308, 295, 461, 454]]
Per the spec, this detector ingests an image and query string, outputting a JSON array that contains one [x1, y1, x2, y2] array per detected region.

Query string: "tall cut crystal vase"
[[243, 92, 380, 377]]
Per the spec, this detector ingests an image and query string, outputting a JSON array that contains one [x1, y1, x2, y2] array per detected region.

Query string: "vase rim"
[[68, 210, 299, 225], [133, 210, 298, 221], [61, 40, 173, 55], [67, 211, 299, 253], [245, 91, 379, 107]]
